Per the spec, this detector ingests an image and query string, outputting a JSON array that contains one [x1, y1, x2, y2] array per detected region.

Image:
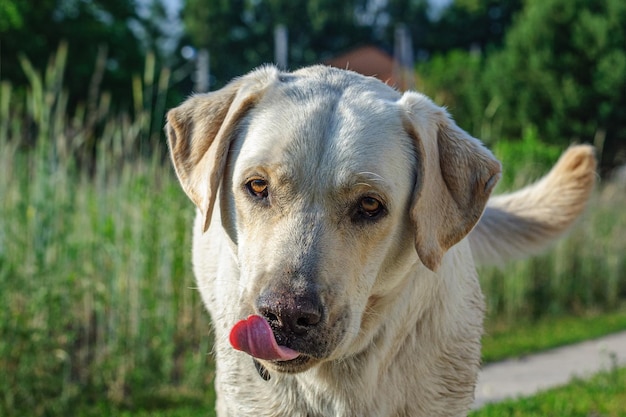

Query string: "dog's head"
[[166, 65, 500, 374]]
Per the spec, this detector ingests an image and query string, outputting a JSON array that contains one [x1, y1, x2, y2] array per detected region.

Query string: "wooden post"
[[393, 24, 415, 91], [274, 24, 288, 70], [195, 48, 210, 92]]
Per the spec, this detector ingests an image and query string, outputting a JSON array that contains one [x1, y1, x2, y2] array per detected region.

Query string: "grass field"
[[1, 51, 625, 416], [482, 309, 626, 363]]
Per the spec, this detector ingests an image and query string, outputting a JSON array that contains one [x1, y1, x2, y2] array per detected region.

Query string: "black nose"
[[257, 293, 323, 335]]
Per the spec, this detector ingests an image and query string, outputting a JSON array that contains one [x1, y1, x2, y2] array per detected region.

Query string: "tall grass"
[[0, 45, 212, 416], [0, 47, 625, 416]]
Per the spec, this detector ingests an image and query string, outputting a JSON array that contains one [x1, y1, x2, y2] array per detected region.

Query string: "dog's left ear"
[[400, 92, 501, 271], [165, 67, 277, 231]]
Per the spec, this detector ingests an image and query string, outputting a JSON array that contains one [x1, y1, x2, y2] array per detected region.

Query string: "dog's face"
[[166, 66, 501, 374], [227, 77, 418, 371]]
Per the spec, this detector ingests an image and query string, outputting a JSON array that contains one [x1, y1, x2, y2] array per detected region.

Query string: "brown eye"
[[246, 178, 268, 199], [358, 196, 384, 219]]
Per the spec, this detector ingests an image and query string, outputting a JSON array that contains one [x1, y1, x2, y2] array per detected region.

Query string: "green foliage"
[[0, 0, 178, 110], [427, 0, 522, 51], [0, 47, 212, 417], [184, 0, 254, 51], [417, 0, 626, 174], [491, 126, 562, 190], [471, 367, 626, 416], [483, 0, 626, 170], [417, 50, 488, 139], [183, 0, 272, 85], [0, 0, 23, 31]]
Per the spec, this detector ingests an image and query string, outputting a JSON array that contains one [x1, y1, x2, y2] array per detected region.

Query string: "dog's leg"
[[469, 144, 596, 266]]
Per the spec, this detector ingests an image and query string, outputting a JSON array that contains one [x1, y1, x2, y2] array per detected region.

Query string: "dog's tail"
[[469, 145, 597, 267]]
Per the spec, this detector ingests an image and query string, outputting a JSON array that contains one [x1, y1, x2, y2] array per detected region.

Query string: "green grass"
[[73, 388, 215, 417], [118, 406, 212, 417], [482, 309, 626, 363], [471, 367, 626, 417], [0, 46, 214, 417]]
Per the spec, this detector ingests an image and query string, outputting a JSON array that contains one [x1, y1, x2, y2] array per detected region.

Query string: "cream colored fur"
[[165, 65, 596, 417]]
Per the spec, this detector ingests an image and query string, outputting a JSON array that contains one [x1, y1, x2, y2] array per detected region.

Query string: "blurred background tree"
[[0, 0, 175, 110], [182, 0, 375, 87], [483, 0, 626, 173], [1, 0, 624, 171], [416, 0, 625, 172], [180, 0, 522, 89], [428, 0, 521, 51]]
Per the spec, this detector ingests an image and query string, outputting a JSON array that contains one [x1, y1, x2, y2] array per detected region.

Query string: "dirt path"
[[473, 330, 626, 408]]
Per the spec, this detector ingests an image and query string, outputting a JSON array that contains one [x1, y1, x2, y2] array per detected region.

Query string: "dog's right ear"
[[165, 68, 276, 231], [400, 92, 501, 272]]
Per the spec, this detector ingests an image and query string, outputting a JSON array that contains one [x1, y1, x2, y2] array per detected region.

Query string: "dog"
[[165, 65, 596, 417]]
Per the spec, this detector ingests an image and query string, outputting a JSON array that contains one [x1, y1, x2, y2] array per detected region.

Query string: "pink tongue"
[[229, 315, 300, 361]]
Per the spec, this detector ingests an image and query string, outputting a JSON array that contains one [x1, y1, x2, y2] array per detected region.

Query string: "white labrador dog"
[[165, 65, 596, 417]]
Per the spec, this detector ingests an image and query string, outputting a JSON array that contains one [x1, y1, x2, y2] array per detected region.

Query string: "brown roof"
[[324, 46, 396, 86]]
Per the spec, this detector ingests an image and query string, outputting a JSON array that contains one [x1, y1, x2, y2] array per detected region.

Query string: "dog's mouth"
[[230, 315, 301, 361], [230, 315, 321, 378]]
